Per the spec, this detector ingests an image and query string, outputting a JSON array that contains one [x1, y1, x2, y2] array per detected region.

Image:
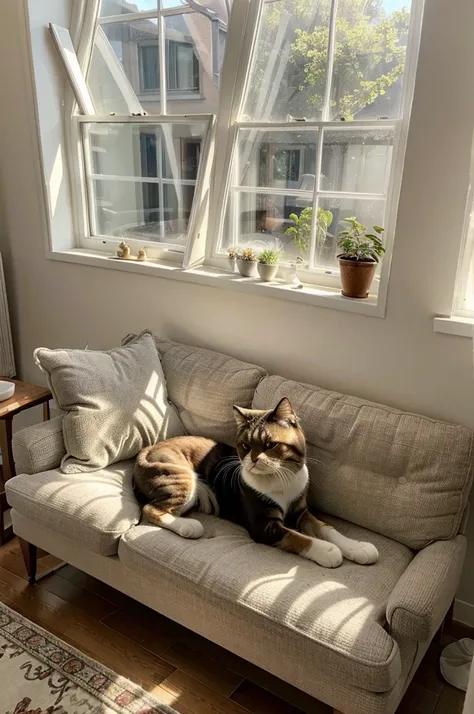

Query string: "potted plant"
[[285, 207, 333, 284], [227, 246, 239, 273], [337, 217, 385, 298], [257, 249, 282, 281], [237, 247, 259, 277]]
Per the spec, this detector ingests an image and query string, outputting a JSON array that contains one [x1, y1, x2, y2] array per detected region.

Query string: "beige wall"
[[1, 0, 474, 615]]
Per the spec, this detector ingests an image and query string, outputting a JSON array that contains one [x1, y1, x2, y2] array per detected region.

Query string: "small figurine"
[[116, 241, 131, 259], [137, 248, 147, 262]]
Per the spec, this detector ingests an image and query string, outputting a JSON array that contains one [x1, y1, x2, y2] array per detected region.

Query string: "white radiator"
[[0, 253, 15, 377]]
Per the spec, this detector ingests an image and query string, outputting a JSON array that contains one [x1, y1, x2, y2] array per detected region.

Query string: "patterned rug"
[[0, 601, 178, 714]]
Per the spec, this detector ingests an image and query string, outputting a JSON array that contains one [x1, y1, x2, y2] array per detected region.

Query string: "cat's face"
[[233, 397, 306, 477]]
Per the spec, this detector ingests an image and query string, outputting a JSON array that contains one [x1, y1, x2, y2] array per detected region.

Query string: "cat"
[[133, 397, 379, 568]]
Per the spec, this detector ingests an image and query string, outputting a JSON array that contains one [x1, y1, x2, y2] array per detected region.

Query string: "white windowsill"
[[434, 316, 474, 337], [48, 248, 384, 317]]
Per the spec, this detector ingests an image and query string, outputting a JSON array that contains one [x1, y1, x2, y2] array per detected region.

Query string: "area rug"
[[0, 601, 178, 714]]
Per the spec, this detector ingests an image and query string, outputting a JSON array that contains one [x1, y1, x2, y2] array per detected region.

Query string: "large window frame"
[[57, 0, 424, 301]]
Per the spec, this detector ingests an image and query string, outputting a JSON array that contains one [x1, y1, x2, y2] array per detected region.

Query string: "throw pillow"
[[34, 330, 184, 473]]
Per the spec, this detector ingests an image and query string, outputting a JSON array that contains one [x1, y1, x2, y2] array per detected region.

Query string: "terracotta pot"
[[339, 258, 377, 299], [257, 263, 279, 281], [237, 259, 258, 278]]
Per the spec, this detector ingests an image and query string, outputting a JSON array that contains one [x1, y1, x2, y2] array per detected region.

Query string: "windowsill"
[[48, 248, 384, 316], [434, 316, 474, 338]]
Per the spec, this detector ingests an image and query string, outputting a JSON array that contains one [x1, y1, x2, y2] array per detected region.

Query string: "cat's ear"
[[270, 397, 297, 426], [233, 405, 253, 429]]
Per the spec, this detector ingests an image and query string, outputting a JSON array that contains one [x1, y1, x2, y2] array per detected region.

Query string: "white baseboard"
[[455, 599, 474, 627]]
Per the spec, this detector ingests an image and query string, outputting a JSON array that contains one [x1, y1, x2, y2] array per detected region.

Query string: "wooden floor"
[[0, 538, 467, 714]]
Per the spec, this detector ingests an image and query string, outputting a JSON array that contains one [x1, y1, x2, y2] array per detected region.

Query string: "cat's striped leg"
[[142, 503, 204, 539], [256, 520, 343, 568], [298, 511, 378, 565]]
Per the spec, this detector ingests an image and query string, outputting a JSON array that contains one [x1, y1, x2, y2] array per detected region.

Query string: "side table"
[[0, 379, 52, 544]]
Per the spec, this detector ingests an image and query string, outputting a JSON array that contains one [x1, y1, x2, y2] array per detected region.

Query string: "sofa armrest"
[[386, 536, 466, 642], [12, 416, 65, 475]]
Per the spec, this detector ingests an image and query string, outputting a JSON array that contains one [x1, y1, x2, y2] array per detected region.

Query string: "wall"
[[1, 0, 474, 616]]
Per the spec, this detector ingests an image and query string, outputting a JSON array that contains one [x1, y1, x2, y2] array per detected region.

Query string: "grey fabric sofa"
[[5, 338, 474, 714]]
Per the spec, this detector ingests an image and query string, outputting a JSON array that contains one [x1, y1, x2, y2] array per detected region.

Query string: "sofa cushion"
[[150, 338, 267, 445], [119, 514, 413, 692], [35, 331, 184, 473], [5, 461, 139, 555], [253, 376, 474, 549]]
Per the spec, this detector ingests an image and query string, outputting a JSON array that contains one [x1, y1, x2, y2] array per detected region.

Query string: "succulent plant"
[[238, 247, 259, 261]]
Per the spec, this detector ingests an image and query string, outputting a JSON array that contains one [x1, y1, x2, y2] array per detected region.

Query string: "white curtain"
[[0, 253, 15, 377]]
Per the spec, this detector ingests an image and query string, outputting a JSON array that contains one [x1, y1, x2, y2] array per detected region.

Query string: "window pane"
[[241, 0, 331, 122], [92, 178, 189, 245], [85, 122, 206, 180], [314, 197, 386, 269], [100, 1, 159, 17], [88, 19, 161, 113], [85, 121, 206, 245], [165, 14, 208, 113], [321, 128, 394, 194], [237, 129, 317, 191], [329, 0, 412, 121], [222, 191, 312, 263]]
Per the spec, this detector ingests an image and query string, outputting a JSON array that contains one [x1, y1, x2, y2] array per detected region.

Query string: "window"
[[53, 0, 423, 297], [210, 0, 419, 288]]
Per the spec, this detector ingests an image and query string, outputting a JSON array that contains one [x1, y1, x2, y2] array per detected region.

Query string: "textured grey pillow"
[[34, 331, 184, 473]]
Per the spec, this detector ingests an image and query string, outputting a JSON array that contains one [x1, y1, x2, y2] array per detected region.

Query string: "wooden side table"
[[0, 379, 52, 544]]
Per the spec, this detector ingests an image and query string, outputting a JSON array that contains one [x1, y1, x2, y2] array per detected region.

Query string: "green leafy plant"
[[337, 217, 385, 262], [258, 249, 282, 265], [284, 207, 333, 256], [238, 247, 259, 261]]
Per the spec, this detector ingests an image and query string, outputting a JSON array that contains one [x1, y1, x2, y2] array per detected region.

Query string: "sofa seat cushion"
[[5, 461, 139, 556], [119, 514, 413, 692]]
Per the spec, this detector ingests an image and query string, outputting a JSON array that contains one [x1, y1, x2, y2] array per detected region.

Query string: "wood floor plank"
[[102, 600, 191, 654], [155, 670, 251, 714], [63, 619, 176, 691], [397, 680, 439, 714], [56, 563, 131, 607], [38, 571, 119, 621], [435, 684, 466, 714], [231, 680, 305, 714], [162, 642, 243, 697]]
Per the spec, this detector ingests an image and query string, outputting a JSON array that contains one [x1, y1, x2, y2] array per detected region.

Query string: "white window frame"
[[207, 0, 425, 298], [52, 0, 424, 313]]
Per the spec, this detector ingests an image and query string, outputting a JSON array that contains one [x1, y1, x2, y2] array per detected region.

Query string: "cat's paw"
[[345, 542, 378, 565], [178, 519, 204, 539], [306, 540, 343, 568]]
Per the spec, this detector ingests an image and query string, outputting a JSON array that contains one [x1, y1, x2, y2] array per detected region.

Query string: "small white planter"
[[257, 263, 279, 281], [237, 259, 258, 278], [228, 257, 238, 273]]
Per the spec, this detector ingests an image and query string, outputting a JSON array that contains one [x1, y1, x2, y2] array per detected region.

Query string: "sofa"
[[5, 337, 473, 714]]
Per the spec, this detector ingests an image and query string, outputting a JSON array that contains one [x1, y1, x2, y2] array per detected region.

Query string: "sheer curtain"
[[0, 253, 15, 378]]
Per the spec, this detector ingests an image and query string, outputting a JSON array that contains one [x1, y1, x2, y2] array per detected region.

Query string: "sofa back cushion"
[[156, 339, 267, 444], [253, 376, 474, 549]]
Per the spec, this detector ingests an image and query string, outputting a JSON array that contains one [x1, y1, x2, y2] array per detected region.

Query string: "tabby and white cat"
[[133, 397, 378, 568]]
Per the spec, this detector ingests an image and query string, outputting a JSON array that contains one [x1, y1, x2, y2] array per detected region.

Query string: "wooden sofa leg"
[[19, 539, 37, 584]]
